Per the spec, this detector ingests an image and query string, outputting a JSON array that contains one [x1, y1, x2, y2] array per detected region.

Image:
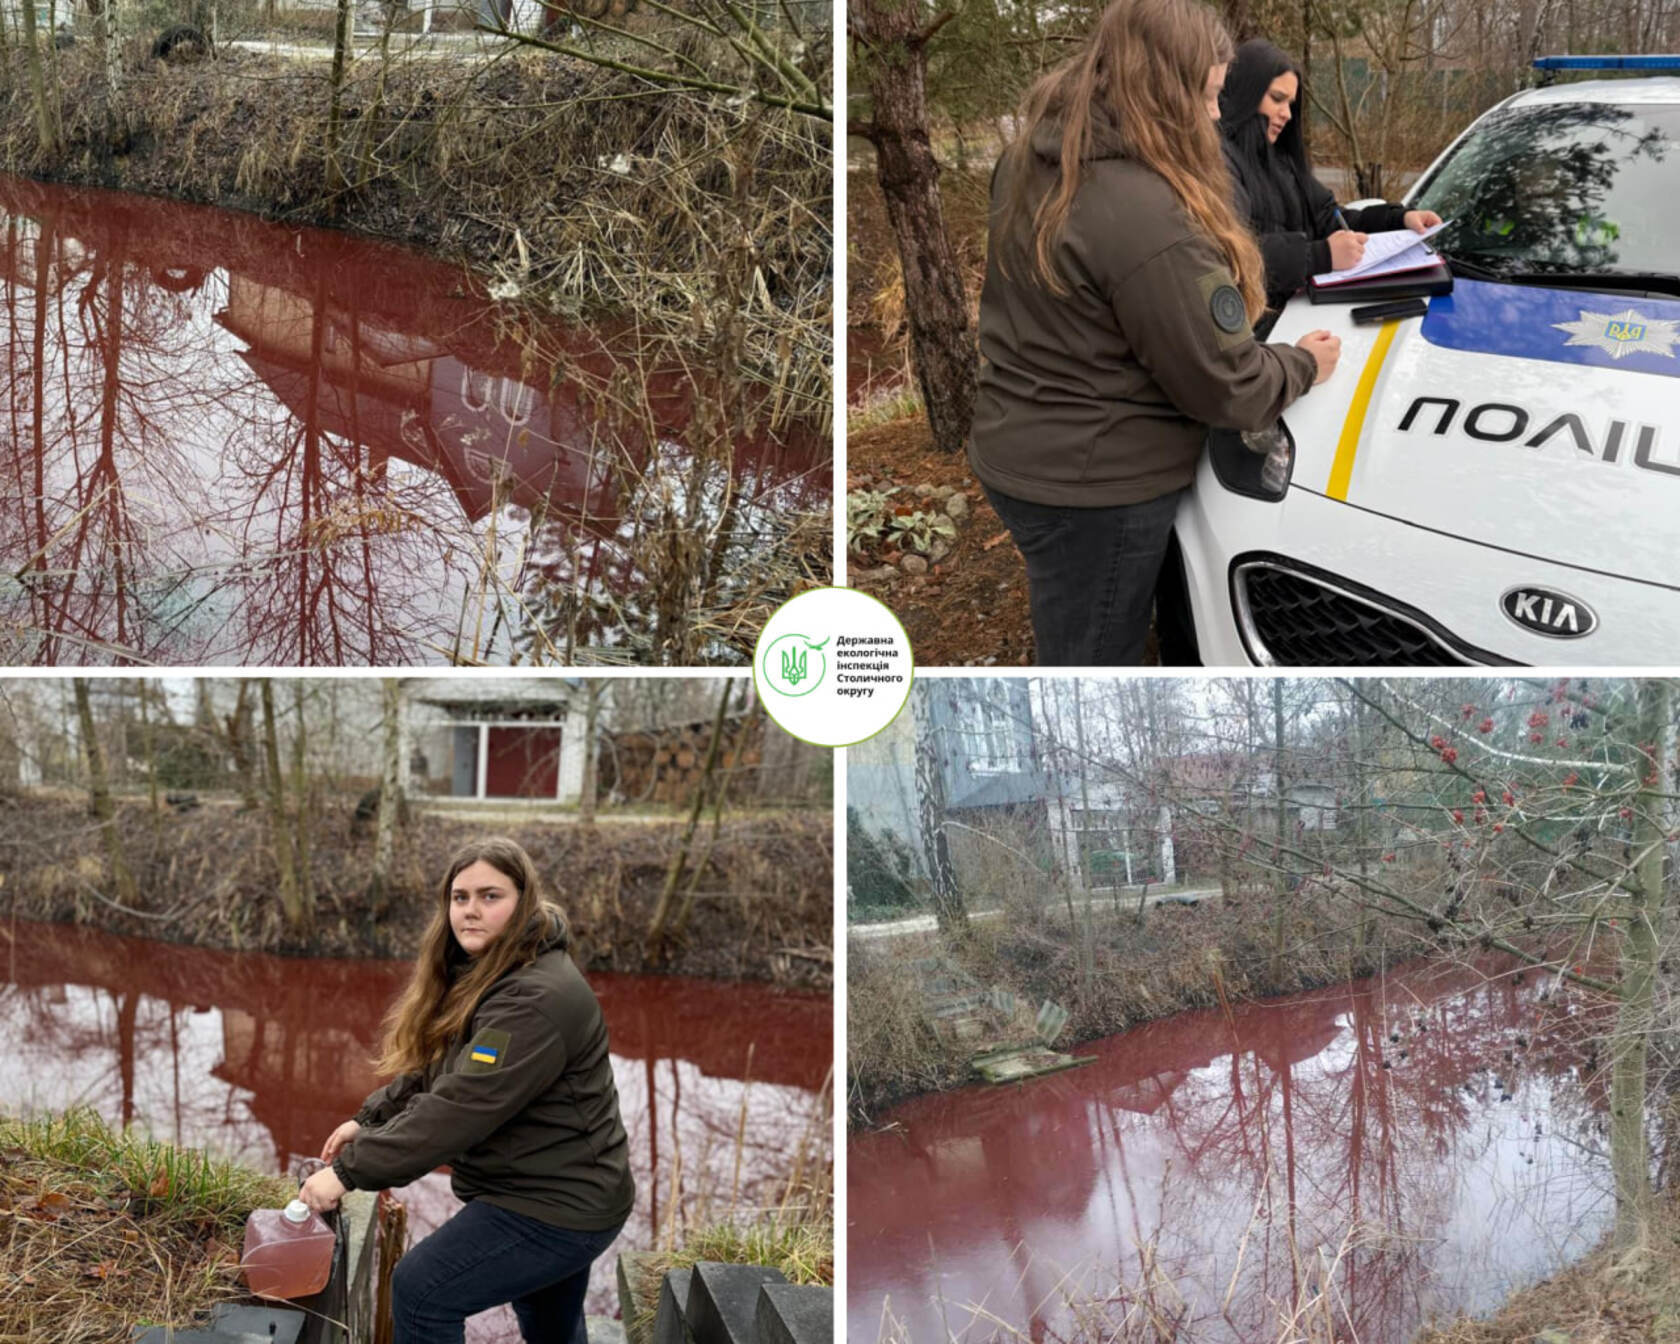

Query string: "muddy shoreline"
[[0, 797, 833, 989]]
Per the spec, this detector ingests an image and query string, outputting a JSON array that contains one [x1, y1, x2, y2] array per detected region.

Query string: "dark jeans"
[[983, 484, 1189, 666], [391, 1198, 624, 1344]]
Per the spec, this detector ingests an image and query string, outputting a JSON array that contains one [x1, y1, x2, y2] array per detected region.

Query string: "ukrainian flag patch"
[[462, 1027, 511, 1074]]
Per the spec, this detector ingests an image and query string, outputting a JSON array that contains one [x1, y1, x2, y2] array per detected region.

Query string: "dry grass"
[[626, 1068, 833, 1339], [0, 795, 834, 986], [0, 32, 831, 423], [848, 883, 1411, 1123], [870, 1214, 1383, 1342], [0, 1106, 296, 1344]]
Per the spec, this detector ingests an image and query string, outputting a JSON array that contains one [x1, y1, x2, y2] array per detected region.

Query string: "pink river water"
[[0, 918, 832, 1339]]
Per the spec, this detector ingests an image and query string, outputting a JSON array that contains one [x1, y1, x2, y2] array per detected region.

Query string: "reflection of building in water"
[[1, 919, 830, 1338], [0, 174, 829, 666], [217, 275, 621, 530]]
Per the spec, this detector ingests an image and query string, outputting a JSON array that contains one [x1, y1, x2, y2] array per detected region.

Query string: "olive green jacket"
[[334, 920, 634, 1232], [971, 112, 1320, 507]]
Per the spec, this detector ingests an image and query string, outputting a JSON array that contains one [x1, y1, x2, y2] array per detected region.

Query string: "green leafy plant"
[[886, 509, 956, 555], [846, 488, 898, 555]]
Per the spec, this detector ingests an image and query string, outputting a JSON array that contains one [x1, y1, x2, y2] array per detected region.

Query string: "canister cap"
[[283, 1199, 311, 1224]]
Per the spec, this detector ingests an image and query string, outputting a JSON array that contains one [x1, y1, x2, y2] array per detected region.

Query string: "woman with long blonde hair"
[[970, 0, 1341, 665], [298, 837, 633, 1344]]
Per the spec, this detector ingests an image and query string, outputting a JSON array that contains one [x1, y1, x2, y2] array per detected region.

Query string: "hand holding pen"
[[1329, 206, 1368, 271]]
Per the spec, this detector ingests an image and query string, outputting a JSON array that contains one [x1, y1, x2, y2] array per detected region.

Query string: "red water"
[[849, 959, 1618, 1342], [0, 175, 829, 665], [0, 919, 832, 1339]]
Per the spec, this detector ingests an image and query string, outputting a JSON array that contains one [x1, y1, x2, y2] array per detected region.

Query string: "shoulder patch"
[[1210, 285, 1246, 334], [462, 1026, 511, 1074], [1196, 268, 1252, 350]]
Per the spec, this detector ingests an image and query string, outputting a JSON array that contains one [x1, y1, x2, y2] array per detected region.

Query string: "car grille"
[[1232, 559, 1496, 666]]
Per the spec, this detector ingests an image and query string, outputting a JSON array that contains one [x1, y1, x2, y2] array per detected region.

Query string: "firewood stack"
[[602, 717, 763, 805]]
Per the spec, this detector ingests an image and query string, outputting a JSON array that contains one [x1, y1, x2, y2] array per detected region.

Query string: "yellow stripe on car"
[[1326, 319, 1401, 501]]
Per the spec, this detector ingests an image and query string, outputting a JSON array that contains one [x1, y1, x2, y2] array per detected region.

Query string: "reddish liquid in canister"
[[240, 1203, 335, 1300], [0, 173, 828, 665], [849, 957, 1618, 1344]]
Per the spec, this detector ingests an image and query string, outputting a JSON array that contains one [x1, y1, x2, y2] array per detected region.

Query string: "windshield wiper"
[[1439, 253, 1680, 298], [1439, 253, 1507, 282], [1504, 269, 1680, 299]]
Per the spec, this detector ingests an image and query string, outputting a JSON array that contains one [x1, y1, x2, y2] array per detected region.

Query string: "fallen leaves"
[[18, 1190, 73, 1221]]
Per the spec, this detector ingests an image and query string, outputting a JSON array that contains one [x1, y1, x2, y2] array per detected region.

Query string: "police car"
[[1175, 56, 1680, 665]]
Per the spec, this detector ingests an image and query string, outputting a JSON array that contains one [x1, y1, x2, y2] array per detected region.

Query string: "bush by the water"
[[1, 794, 832, 987]]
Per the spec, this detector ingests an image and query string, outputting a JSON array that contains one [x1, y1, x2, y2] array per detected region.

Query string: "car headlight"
[[1207, 419, 1295, 502]]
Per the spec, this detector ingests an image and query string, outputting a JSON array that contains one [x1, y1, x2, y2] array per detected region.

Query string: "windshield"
[[1411, 100, 1680, 277]]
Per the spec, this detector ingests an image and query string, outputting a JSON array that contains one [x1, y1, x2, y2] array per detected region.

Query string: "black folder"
[[1305, 260, 1454, 304]]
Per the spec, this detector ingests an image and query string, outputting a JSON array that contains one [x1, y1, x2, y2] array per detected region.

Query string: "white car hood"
[[1269, 278, 1680, 592]]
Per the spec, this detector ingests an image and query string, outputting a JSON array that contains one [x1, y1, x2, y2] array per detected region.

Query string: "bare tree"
[[579, 682, 605, 827], [850, 0, 977, 454], [912, 679, 967, 932], [73, 678, 139, 913], [371, 678, 402, 916], [646, 679, 734, 959], [260, 680, 309, 939]]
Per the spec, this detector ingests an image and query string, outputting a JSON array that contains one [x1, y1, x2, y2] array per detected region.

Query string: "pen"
[[1333, 206, 1350, 232]]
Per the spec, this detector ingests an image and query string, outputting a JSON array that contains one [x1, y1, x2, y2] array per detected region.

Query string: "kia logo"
[[1500, 586, 1597, 638]]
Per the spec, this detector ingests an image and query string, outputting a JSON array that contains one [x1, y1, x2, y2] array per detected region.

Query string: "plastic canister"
[[239, 1198, 335, 1300]]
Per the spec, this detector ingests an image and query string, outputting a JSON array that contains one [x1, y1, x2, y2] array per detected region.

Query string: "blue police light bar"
[[1533, 54, 1680, 70]]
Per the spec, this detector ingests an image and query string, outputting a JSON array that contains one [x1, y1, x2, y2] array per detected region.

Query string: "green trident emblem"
[[781, 645, 810, 686], [764, 633, 828, 696]]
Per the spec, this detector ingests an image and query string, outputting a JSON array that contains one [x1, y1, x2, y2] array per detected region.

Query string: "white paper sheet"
[[1312, 221, 1452, 285]]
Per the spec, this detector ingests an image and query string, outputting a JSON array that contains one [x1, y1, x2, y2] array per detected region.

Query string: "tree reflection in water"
[[849, 958, 1618, 1343], [0, 920, 831, 1340], [0, 176, 828, 666]]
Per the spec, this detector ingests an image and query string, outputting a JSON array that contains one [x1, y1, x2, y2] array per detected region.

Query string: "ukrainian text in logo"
[[752, 588, 914, 747]]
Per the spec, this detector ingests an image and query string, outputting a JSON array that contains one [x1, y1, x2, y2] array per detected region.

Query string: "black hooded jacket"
[[1219, 39, 1408, 306]]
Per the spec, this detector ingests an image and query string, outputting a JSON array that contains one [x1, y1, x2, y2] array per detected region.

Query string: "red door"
[[484, 727, 562, 798]]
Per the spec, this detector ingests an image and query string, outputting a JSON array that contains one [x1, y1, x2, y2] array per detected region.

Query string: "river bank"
[[0, 795, 832, 987], [851, 949, 1638, 1343], [1413, 1197, 1680, 1342], [0, 1106, 298, 1344], [3, 929, 833, 1343], [848, 885, 1428, 1121], [2, 37, 831, 428]]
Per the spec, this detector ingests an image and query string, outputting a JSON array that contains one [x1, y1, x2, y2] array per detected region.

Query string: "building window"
[[960, 682, 1021, 773]]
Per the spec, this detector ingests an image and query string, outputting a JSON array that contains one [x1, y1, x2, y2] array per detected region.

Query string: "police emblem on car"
[[1553, 308, 1680, 359], [1500, 586, 1598, 638]]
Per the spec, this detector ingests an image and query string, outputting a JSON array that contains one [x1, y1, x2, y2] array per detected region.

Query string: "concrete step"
[[653, 1265, 694, 1344], [754, 1283, 832, 1344], [686, 1263, 788, 1344]]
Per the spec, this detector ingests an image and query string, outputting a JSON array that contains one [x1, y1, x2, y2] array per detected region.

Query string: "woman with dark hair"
[[970, 0, 1341, 666], [299, 838, 633, 1344], [1219, 38, 1442, 309]]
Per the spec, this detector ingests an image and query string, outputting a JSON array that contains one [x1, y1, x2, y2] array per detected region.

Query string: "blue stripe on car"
[[1420, 278, 1680, 379]]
